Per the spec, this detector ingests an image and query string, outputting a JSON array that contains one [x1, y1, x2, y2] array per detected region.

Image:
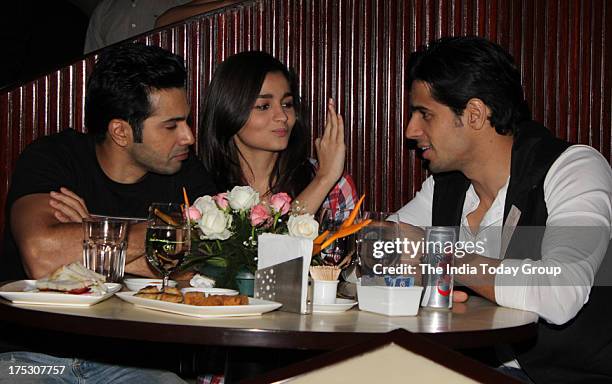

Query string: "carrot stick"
[[318, 219, 372, 251], [313, 230, 330, 245], [154, 208, 179, 226], [340, 194, 365, 229]]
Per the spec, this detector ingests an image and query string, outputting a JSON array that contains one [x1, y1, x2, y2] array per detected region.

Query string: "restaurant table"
[[0, 295, 537, 350]]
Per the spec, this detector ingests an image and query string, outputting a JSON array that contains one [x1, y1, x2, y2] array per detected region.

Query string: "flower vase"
[[235, 269, 255, 297]]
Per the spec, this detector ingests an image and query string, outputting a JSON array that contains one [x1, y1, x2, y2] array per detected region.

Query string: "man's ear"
[[107, 119, 132, 147], [465, 98, 489, 131]]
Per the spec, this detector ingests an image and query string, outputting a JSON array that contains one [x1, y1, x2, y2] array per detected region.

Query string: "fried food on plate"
[[162, 286, 181, 296], [135, 293, 160, 300], [183, 292, 248, 306], [159, 293, 183, 303], [183, 292, 207, 306], [223, 295, 249, 306], [135, 286, 249, 306], [138, 285, 160, 294]]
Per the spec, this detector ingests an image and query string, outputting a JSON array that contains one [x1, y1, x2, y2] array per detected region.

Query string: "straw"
[[309, 266, 341, 281], [154, 208, 179, 226], [182, 187, 190, 209], [340, 194, 365, 229]]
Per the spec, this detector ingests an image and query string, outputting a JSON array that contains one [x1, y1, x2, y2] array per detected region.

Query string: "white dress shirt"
[[396, 145, 612, 325], [84, 0, 189, 53]]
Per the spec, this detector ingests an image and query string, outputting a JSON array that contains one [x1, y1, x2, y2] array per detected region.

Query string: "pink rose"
[[187, 206, 202, 221], [250, 203, 272, 226], [213, 192, 229, 210], [269, 192, 292, 215]]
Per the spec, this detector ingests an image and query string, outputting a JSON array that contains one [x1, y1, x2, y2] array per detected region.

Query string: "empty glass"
[[82, 217, 129, 282], [356, 212, 401, 286]]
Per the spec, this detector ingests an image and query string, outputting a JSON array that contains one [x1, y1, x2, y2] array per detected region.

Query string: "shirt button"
[[131, 23, 136, 28]]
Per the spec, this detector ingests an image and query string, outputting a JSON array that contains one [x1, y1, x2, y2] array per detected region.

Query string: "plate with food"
[[115, 286, 282, 318], [0, 262, 121, 306]]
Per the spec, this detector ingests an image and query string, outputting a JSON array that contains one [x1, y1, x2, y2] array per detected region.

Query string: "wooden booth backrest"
[[1, 0, 610, 243]]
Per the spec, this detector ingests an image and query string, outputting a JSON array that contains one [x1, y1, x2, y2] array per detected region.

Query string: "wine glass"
[[317, 208, 356, 266], [145, 202, 191, 290]]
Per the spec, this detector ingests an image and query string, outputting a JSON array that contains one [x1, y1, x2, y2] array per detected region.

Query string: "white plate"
[[115, 292, 282, 318], [123, 278, 177, 292], [313, 298, 358, 313], [0, 280, 122, 307]]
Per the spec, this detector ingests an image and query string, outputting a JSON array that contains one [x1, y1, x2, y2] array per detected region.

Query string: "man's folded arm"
[[11, 194, 151, 279]]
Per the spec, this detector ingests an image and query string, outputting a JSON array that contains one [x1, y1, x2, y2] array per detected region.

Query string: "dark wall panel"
[[1, 0, 610, 243]]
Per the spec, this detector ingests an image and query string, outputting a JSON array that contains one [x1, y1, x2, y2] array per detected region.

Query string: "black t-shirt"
[[1, 129, 216, 280]]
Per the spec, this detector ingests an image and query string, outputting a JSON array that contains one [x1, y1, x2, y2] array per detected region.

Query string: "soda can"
[[420, 226, 456, 309]]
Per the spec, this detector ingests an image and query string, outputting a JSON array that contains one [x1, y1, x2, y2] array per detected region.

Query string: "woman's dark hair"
[[407, 36, 531, 135], [199, 51, 314, 197], [85, 42, 186, 142]]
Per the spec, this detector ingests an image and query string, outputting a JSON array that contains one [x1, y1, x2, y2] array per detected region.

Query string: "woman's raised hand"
[[314, 98, 346, 185]]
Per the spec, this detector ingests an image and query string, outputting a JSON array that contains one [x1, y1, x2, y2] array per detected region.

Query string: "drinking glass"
[[317, 208, 356, 266], [82, 217, 128, 282], [356, 212, 401, 285], [145, 203, 191, 290]]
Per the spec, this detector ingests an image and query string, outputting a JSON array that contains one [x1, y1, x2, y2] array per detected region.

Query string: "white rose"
[[287, 214, 319, 240], [192, 195, 216, 214], [195, 196, 233, 240], [227, 186, 259, 211]]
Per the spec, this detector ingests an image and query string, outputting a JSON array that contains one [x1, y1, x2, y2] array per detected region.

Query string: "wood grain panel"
[[1, 0, 610, 245]]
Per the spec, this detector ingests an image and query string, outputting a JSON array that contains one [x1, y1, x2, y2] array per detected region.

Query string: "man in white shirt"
[[84, 0, 189, 54], [397, 36, 612, 383]]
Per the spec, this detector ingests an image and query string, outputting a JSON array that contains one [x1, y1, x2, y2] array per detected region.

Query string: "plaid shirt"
[[320, 173, 359, 219], [308, 159, 359, 219]]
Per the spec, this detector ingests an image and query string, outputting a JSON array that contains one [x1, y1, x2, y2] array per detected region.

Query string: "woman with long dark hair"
[[199, 51, 357, 214]]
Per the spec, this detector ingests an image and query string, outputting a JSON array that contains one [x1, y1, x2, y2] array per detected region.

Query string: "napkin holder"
[[255, 234, 312, 314]]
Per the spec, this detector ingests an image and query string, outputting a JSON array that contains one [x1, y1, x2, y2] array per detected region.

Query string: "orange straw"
[[340, 194, 365, 229], [182, 187, 191, 208], [154, 208, 179, 226]]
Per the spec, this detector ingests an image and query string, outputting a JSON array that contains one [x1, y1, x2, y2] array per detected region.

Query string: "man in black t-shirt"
[[2, 42, 216, 282]]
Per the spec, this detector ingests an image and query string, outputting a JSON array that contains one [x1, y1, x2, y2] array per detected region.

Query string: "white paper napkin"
[[257, 233, 312, 270], [257, 234, 313, 313]]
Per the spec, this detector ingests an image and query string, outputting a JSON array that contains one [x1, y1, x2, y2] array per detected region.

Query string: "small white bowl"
[[180, 287, 238, 296], [123, 278, 177, 292]]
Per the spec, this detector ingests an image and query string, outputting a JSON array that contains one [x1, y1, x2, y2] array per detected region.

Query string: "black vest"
[[431, 121, 612, 383]]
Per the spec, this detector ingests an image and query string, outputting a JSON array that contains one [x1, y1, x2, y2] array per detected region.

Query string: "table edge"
[[0, 301, 537, 350]]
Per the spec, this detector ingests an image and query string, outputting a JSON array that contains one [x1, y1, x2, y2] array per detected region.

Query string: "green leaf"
[[206, 257, 228, 267]]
